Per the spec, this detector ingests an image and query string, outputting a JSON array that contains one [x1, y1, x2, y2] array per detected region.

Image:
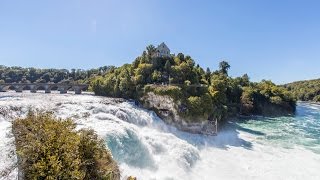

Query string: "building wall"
[[157, 43, 170, 57]]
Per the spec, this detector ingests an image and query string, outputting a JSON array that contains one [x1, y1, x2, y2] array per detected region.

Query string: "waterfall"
[[0, 92, 320, 180]]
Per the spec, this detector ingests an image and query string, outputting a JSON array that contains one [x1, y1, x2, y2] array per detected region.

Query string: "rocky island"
[[91, 43, 296, 134]]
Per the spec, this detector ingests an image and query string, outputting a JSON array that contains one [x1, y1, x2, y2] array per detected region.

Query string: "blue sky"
[[0, 0, 320, 84]]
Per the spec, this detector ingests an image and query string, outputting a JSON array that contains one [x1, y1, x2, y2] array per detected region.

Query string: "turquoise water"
[[237, 102, 320, 153], [1, 93, 320, 179]]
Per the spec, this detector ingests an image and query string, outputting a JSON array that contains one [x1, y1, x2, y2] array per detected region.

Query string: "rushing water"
[[0, 92, 320, 180]]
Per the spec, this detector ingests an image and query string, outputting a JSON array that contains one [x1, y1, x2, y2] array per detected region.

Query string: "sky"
[[0, 0, 320, 84]]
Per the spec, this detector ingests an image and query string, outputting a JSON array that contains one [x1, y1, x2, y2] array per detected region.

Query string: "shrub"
[[184, 94, 214, 121], [270, 96, 283, 105], [313, 95, 320, 102], [144, 85, 182, 100], [187, 96, 203, 115], [12, 111, 120, 180], [79, 129, 120, 180]]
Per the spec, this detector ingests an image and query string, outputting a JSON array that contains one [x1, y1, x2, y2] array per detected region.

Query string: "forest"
[[284, 79, 320, 102], [0, 65, 112, 84]]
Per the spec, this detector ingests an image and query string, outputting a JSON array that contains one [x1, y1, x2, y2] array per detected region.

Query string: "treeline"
[[91, 45, 296, 122], [12, 111, 120, 180], [0, 65, 113, 84], [284, 78, 320, 102]]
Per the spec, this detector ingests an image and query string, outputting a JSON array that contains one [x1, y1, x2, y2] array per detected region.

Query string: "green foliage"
[[209, 74, 228, 104], [151, 70, 162, 83], [89, 44, 296, 122], [219, 61, 230, 75], [240, 80, 296, 116], [164, 60, 171, 73], [285, 78, 320, 102], [91, 45, 208, 99], [313, 95, 320, 102], [91, 65, 135, 98], [0, 65, 113, 84], [187, 96, 203, 115], [79, 129, 120, 180], [184, 93, 214, 120], [240, 86, 256, 115], [144, 85, 182, 100], [12, 111, 119, 180], [270, 96, 283, 104]]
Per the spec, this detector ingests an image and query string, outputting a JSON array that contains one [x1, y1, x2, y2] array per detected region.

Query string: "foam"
[[0, 92, 320, 180]]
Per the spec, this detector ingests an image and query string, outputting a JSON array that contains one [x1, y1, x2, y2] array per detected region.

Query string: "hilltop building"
[[153, 42, 171, 58]]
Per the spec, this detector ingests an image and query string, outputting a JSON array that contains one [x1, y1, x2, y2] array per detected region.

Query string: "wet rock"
[[140, 92, 217, 135]]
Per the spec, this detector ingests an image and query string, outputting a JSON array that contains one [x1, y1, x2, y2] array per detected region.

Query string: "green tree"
[[151, 70, 162, 83], [146, 45, 156, 57], [240, 87, 255, 115], [165, 60, 171, 73], [219, 61, 230, 75]]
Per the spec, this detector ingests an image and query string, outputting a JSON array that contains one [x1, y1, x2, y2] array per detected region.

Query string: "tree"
[[240, 87, 255, 115], [164, 60, 171, 73], [219, 61, 230, 75], [241, 74, 250, 86], [177, 53, 184, 61], [205, 67, 211, 83], [146, 45, 156, 57], [206, 67, 211, 75], [118, 69, 134, 98], [151, 70, 162, 83]]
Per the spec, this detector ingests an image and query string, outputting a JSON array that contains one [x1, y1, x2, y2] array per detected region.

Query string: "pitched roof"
[[158, 42, 169, 50]]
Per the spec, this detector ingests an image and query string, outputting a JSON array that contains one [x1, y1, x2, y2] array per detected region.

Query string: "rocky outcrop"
[[258, 102, 296, 116], [140, 92, 217, 135]]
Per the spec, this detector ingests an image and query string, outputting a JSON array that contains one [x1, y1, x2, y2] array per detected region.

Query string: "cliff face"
[[140, 92, 294, 135], [258, 102, 296, 116], [140, 92, 217, 135]]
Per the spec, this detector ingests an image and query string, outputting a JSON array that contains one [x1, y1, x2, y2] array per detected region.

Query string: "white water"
[[0, 92, 320, 180]]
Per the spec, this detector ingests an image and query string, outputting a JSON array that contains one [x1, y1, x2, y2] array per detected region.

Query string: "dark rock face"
[[140, 92, 217, 135], [258, 102, 296, 117]]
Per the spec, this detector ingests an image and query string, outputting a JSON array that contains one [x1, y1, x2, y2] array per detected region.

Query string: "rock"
[[140, 92, 217, 135]]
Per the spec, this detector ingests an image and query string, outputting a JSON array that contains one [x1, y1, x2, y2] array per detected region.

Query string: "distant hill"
[[284, 78, 320, 102]]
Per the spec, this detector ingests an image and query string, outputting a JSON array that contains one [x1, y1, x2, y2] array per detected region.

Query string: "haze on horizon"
[[1, 0, 320, 84]]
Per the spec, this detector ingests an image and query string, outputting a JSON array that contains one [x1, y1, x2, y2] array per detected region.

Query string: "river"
[[0, 92, 319, 180]]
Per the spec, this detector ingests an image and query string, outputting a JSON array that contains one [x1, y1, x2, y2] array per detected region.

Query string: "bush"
[[144, 85, 182, 100], [12, 111, 120, 180], [187, 96, 203, 115], [184, 94, 214, 121], [313, 95, 320, 102], [79, 129, 120, 180], [240, 87, 255, 115], [270, 96, 283, 105]]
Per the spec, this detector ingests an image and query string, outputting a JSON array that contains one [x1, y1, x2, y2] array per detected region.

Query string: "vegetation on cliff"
[[12, 111, 120, 180], [284, 78, 320, 102], [91, 45, 296, 122]]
